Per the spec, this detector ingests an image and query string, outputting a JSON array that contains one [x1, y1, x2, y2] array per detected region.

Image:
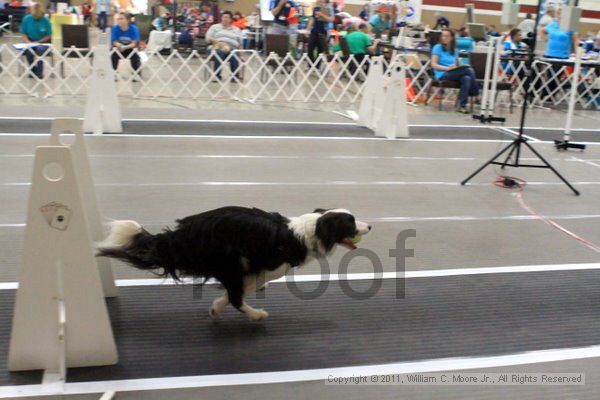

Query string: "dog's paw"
[[247, 308, 269, 321]]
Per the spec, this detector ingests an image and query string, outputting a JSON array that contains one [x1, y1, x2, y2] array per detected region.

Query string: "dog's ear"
[[313, 208, 328, 214]]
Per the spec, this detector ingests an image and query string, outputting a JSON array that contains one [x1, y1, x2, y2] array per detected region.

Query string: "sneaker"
[[458, 106, 469, 114]]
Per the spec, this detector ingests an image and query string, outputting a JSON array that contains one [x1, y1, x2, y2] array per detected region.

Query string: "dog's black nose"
[[368, 225, 372, 231]]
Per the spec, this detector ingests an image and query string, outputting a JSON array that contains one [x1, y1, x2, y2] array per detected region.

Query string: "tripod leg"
[[500, 143, 517, 169], [523, 141, 580, 196], [461, 141, 516, 186]]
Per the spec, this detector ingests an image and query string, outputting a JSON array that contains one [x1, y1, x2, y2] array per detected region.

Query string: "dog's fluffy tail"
[[96, 220, 177, 279]]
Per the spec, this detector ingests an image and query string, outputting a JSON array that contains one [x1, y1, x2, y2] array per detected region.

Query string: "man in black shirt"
[[269, 0, 297, 34], [306, 0, 333, 63]]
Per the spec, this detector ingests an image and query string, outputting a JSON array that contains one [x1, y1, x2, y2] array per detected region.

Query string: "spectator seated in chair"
[[231, 11, 247, 30], [19, 3, 51, 79], [206, 10, 242, 81], [431, 28, 480, 114], [333, 23, 379, 76], [111, 12, 142, 80], [368, 11, 390, 36], [502, 28, 528, 77], [334, 23, 379, 61], [456, 26, 474, 53]]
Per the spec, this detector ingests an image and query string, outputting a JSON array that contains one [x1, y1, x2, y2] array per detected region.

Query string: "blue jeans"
[[212, 49, 239, 80], [98, 12, 108, 32], [440, 67, 480, 106], [23, 45, 49, 78]]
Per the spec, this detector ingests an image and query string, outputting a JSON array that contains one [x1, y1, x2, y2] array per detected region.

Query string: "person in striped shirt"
[[206, 11, 242, 80]]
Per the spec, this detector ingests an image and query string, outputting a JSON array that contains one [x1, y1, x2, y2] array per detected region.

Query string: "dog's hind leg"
[[209, 294, 229, 318]]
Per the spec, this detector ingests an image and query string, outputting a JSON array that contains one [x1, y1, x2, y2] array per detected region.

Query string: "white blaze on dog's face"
[[313, 208, 371, 253]]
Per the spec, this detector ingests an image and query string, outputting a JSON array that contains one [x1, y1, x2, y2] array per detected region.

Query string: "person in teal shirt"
[[368, 12, 390, 36], [19, 3, 52, 79], [543, 20, 578, 59], [431, 29, 479, 113], [456, 27, 474, 53], [540, 20, 579, 99]]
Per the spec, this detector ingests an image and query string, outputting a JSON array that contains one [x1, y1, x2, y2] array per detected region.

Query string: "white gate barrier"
[[9, 119, 118, 380], [0, 45, 431, 105]]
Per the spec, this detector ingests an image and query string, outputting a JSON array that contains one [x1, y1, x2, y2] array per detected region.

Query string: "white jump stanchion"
[[50, 119, 117, 297], [356, 56, 385, 130], [83, 37, 122, 135], [565, 47, 582, 142], [478, 41, 494, 118], [486, 36, 503, 118], [8, 145, 118, 373], [374, 60, 409, 139], [555, 46, 586, 151], [474, 36, 505, 123]]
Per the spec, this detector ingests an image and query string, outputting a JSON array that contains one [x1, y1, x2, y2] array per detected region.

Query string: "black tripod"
[[461, 0, 580, 196]]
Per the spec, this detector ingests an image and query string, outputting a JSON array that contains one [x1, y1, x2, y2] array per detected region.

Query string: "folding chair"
[[261, 34, 297, 83], [60, 24, 91, 78]]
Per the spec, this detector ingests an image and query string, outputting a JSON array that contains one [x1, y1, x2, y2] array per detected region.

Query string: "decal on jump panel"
[[40, 202, 72, 231]]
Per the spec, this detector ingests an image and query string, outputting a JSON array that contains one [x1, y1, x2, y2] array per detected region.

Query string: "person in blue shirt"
[[502, 28, 528, 77], [111, 12, 141, 77], [431, 29, 479, 113], [542, 20, 578, 59], [358, 4, 369, 21], [306, 0, 334, 63], [20, 4, 52, 79], [503, 28, 528, 52], [541, 20, 579, 99], [368, 12, 390, 36]]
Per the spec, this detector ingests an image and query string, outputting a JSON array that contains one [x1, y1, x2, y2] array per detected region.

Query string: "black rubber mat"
[[0, 119, 507, 139], [2, 269, 600, 386]]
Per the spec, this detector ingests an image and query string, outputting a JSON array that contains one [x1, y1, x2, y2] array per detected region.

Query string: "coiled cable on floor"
[[494, 175, 600, 253]]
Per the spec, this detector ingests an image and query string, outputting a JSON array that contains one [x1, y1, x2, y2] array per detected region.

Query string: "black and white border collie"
[[97, 207, 371, 321]]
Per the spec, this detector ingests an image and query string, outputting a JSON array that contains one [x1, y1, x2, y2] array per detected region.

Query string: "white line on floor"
[[570, 156, 600, 169], [496, 127, 541, 142], [0, 132, 507, 142], [2, 181, 600, 188], [2, 344, 600, 398], [0, 117, 359, 126], [1, 263, 598, 291]]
